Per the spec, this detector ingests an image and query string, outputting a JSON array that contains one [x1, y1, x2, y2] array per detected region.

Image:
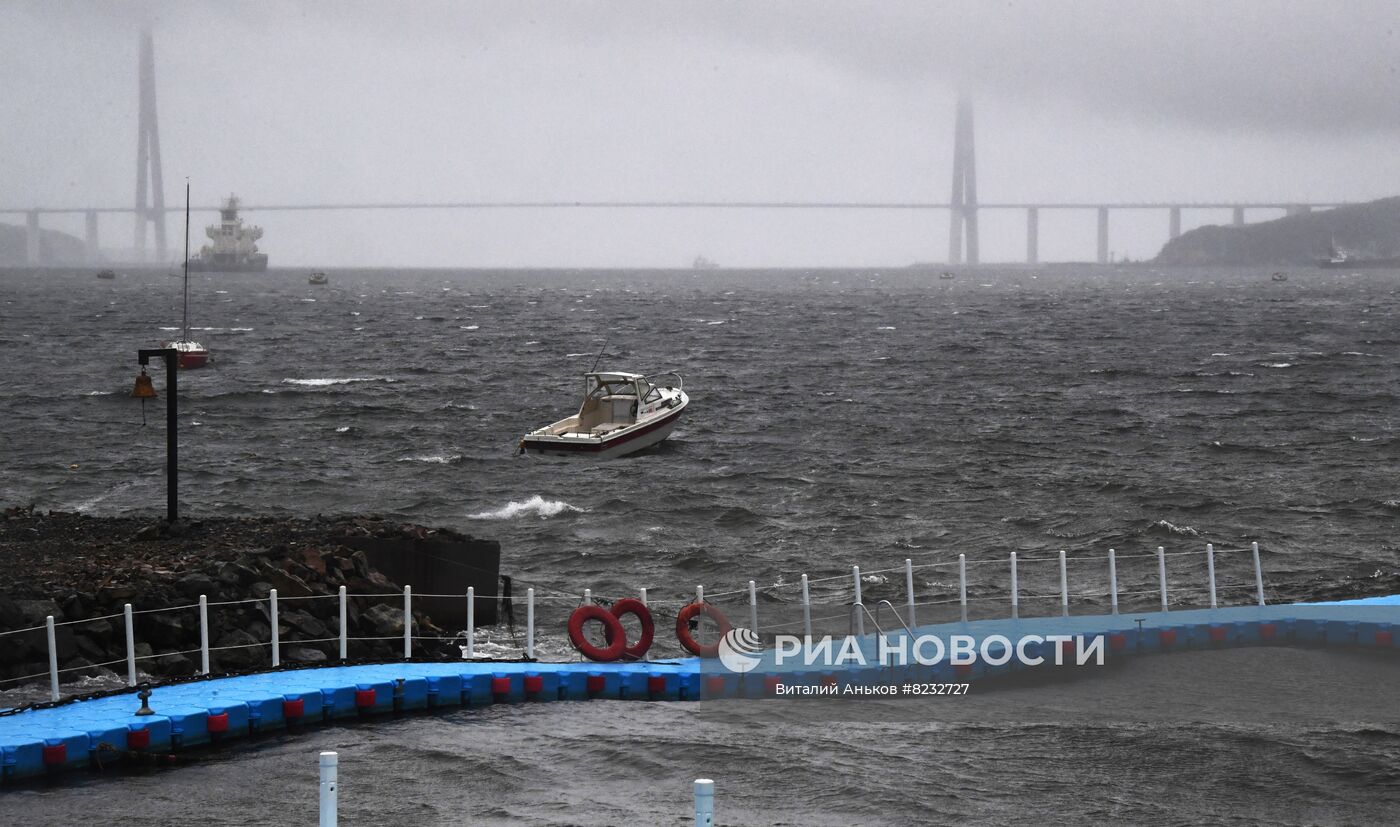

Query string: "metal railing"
[[0, 541, 1275, 705]]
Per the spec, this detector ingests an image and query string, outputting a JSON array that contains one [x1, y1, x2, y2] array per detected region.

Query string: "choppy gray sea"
[[3, 265, 1399, 824]]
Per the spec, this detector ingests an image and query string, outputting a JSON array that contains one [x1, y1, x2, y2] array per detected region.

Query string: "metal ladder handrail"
[[873, 599, 917, 639], [848, 601, 886, 639]]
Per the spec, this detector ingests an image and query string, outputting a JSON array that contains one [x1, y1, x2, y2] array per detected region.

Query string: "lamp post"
[[133, 347, 179, 523]]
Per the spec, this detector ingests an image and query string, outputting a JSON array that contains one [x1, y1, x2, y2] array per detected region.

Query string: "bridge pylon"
[[133, 29, 167, 263], [948, 95, 979, 265]]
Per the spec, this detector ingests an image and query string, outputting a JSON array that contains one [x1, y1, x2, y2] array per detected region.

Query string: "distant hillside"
[[0, 222, 87, 266], [1154, 197, 1400, 266]]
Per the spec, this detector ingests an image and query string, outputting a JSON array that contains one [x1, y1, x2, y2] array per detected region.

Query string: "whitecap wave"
[[1150, 519, 1201, 537], [876, 326, 896, 330], [399, 454, 461, 464], [461, 325, 479, 330], [281, 377, 394, 387], [468, 495, 584, 520]]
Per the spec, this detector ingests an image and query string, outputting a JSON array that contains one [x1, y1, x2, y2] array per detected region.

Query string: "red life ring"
[[568, 605, 626, 662], [675, 602, 733, 658], [604, 597, 655, 661]]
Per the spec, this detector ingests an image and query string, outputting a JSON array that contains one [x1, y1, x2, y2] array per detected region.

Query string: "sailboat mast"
[[182, 180, 190, 341]]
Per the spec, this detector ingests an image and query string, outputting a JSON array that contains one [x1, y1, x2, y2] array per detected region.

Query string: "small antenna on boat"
[[589, 335, 610, 373]]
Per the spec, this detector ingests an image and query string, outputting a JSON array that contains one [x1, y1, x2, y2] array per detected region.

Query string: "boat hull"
[[522, 402, 686, 459], [162, 341, 210, 369], [176, 350, 209, 369]]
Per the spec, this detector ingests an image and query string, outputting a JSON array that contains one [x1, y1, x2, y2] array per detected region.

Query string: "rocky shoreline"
[[0, 506, 501, 686]]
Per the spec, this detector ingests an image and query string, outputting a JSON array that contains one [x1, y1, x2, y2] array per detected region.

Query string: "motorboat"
[[520, 371, 688, 458], [308, 271, 329, 285], [939, 271, 955, 280], [96, 269, 116, 280], [1271, 272, 1288, 282]]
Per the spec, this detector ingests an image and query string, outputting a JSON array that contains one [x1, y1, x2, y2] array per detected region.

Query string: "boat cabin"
[[573, 372, 649, 435], [535, 372, 679, 438]]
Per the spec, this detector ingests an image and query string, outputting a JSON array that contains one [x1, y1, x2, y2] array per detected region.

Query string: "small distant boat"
[[162, 181, 209, 369], [1271, 272, 1288, 282], [939, 271, 955, 280], [95, 269, 116, 280], [520, 371, 688, 459], [308, 271, 329, 285], [692, 255, 719, 271]]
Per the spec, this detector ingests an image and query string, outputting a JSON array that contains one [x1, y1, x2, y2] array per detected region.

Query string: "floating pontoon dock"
[[2, 595, 1395, 783]]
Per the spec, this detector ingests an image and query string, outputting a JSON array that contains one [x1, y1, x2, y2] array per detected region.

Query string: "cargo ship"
[[1317, 241, 1400, 269], [188, 194, 268, 272]]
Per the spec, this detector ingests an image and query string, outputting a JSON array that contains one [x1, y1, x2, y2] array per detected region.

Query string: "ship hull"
[[189, 254, 269, 273], [1318, 258, 1400, 269]]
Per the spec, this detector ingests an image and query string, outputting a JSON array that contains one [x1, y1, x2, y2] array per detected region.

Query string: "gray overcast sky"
[[4, 0, 1399, 267]]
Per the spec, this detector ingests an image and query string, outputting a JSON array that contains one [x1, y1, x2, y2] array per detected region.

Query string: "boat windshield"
[[586, 376, 638, 399]]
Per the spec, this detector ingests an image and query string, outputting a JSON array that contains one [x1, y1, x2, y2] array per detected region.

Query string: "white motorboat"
[[520, 371, 688, 458]]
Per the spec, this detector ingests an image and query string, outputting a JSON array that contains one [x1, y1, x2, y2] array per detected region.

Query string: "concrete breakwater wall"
[[0, 509, 499, 685]]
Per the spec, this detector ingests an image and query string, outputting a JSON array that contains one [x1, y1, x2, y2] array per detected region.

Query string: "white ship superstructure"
[[189, 194, 268, 272]]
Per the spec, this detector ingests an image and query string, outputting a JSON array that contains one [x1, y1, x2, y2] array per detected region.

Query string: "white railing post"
[[695, 585, 703, 604], [403, 585, 412, 659], [319, 751, 339, 827], [1009, 552, 1019, 619], [526, 587, 535, 659], [694, 778, 715, 827], [1157, 546, 1169, 612], [1108, 549, 1119, 615], [905, 558, 917, 628], [270, 588, 280, 667], [46, 615, 59, 702], [1206, 543, 1218, 609], [199, 594, 210, 674], [1058, 551, 1068, 617], [958, 553, 968, 623], [1252, 542, 1266, 606], [584, 588, 592, 604], [465, 586, 475, 659], [338, 585, 347, 661], [852, 565, 864, 637], [748, 580, 758, 633], [638, 588, 650, 661], [800, 574, 812, 642], [124, 603, 137, 686]]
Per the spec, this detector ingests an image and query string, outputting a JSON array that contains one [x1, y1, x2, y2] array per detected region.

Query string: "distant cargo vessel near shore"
[[1317, 245, 1400, 269], [188, 194, 268, 272]]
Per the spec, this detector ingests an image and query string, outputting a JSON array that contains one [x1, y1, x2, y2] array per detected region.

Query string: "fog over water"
[[4, 1, 1400, 266]]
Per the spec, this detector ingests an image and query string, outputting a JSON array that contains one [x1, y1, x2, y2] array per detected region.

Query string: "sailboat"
[[162, 181, 210, 369]]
